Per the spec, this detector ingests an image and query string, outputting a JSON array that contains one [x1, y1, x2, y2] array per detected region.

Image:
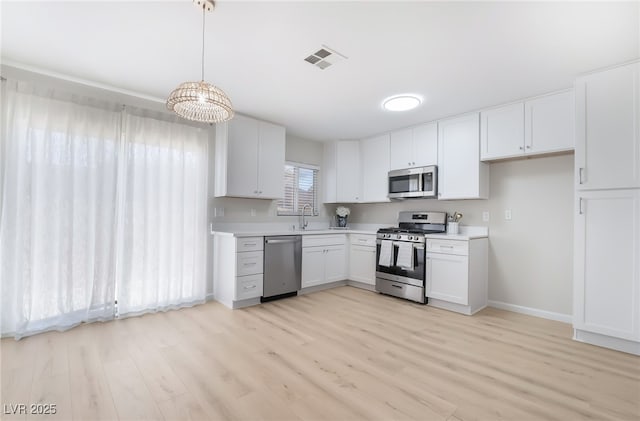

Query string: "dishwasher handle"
[[265, 237, 302, 245]]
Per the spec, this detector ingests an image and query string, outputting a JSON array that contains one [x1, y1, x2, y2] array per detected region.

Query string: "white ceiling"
[[2, 1, 639, 141]]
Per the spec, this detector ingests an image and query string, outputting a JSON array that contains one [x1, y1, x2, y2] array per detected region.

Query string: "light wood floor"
[[1, 286, 639, 421]]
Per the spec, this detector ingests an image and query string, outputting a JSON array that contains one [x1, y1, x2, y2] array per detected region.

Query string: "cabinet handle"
[[254, 190, 258, 194], [243, 243, 257, 247], [578, 168, 585, 185], [259, 191, 263, 194], [579, 198, 584, 215], [440, 245, 454, 249], [244, 284, 257, 290], [526, 145, 531, 149], [519, 146, 524, 150]]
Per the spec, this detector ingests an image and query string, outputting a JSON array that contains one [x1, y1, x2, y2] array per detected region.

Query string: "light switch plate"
[[505, 209, 512, 220], [482, 211, 490, 222]]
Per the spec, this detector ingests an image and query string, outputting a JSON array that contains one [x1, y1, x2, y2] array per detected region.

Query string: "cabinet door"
[[389, 129, 413, 170], [349, 245, 376, 285], [336, 140, 361, 202], [480, 102, 525, 161], [426, 253, 469, 305], [323, 142, 338, 203], [360, 134, 390, 203], [325, 245, 347, 283], [576, 62, 640, 190], [574, 189, 640, 340], [257, 121, 285, 199], [302, 247, 326, 288], [438, 113, 489, 200], [525, 90, 574, 156], [412, 122, 438, 167], [226, 115, 259, 197]]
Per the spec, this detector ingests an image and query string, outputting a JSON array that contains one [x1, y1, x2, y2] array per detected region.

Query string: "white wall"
[[341, 154, 575, 317]]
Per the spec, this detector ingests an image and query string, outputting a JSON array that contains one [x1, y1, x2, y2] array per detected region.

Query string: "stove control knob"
[[396, 234, 401, 239], [409, 236, 414, 240]]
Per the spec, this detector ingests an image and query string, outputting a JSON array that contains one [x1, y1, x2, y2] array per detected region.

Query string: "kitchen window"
[[278, 162, 319, 216]]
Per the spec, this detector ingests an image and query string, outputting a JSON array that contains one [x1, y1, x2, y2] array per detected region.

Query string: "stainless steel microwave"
[[388, 166, 437, 199]]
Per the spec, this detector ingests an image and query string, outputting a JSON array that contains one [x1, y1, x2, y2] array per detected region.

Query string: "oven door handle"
[[391, 242, 425, 249]]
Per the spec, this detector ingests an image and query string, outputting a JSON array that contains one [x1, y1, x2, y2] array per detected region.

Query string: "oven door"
[[375, 240, 425, 287]]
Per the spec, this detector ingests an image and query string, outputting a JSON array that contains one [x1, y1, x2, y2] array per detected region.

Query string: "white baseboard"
[[488, 300, 572, 324]]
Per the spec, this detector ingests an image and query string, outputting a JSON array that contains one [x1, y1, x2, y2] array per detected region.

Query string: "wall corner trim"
[[488, 300, 572, 324]]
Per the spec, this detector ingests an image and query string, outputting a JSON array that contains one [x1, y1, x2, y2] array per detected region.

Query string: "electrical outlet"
[[482, 211, 490, 222], [505, 209, 512, 220], [250, 209, 256, 217]]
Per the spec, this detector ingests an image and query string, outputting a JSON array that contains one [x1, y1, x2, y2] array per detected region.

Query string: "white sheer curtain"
[[1, 81, 210, 338], [0, 81, 121, 338], [116, 113, 208, 316]]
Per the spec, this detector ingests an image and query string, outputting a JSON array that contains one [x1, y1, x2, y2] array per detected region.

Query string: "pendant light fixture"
[[167, 0, 234, 123]]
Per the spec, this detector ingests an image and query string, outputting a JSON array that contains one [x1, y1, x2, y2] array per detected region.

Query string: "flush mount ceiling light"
[[167, 0, 233, 123], [382, 95, 422, 112]]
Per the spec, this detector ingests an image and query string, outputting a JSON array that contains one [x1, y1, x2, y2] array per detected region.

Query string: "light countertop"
[[211, 224, 488, 240]]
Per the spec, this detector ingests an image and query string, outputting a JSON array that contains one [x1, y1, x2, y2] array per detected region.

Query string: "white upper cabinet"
[[323, 140, 361, 203], [360, 134, 390, 203], [389, 129, 412, 170], [438, 113, 489, 200], [215, 114, 285, 199], [525, 90, 574, 155], [389, 122, 438, 170], [575, 62, 640, 190], [257, 121, 287, 198], [481, 90, 574, 161], [480, 102, 525, 160]]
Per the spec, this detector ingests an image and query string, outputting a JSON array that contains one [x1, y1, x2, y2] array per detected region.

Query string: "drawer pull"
[[243, 262, 257, 266], [358, 239, 367, 242], [243, 284, 257, 290], [243, 243, 257, 247]]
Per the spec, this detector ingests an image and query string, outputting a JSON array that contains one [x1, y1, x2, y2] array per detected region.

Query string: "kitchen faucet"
[[300, 203, 312, 230]]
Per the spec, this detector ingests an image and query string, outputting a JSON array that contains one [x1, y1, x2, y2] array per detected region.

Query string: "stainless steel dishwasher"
[[262, 235, 302, 302]]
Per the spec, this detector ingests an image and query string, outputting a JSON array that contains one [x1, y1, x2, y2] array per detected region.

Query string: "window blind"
[[278, 163, 319, 216]]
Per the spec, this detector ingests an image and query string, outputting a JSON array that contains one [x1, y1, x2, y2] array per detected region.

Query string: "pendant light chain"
[[201, 4, 205, 82], [166, 0, 234, 123]]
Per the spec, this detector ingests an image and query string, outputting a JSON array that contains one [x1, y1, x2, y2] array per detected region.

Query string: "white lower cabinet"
[[427, 253, 469, 305], [573, 189, 640, 353], [425, 238, 488, 315], [213, 235, 265, 308], [348, 234, 377, 285], [302, 235, 347, 288]]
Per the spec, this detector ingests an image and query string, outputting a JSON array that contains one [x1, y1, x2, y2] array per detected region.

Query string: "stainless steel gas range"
[[375, 211, 447, 303]]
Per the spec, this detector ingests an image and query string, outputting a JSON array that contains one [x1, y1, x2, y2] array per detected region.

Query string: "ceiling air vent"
[[304, 45, 347, 70]]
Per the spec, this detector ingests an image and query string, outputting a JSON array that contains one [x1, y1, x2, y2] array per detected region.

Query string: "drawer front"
[[237, 237, 264, 252], [236, 251, 264, 276], [350, 234, 376, 247], [427, 239, 468, 256], [302, 234, 346, 248], [235, 274, 263, 300]]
